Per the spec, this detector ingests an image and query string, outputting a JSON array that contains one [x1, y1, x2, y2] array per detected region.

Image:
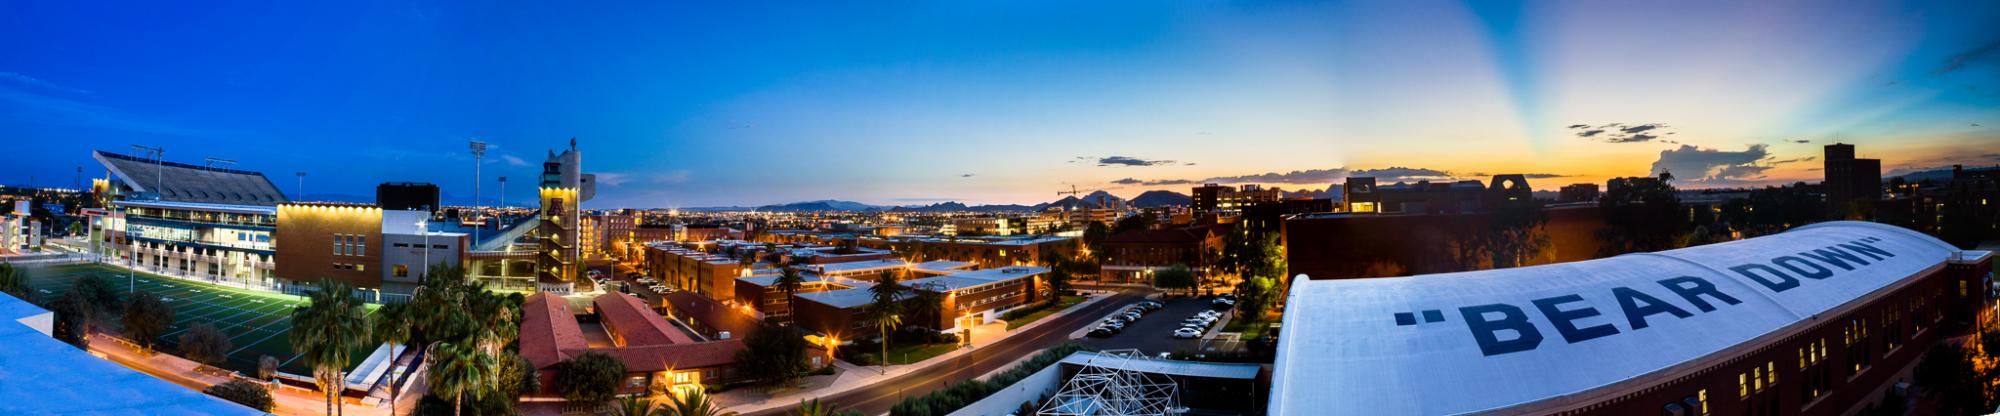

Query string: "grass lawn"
[[884, 342, 961, 365], [1004, 295, 1087, 330], [20, 263, 378, 376], [1222, 317, 1274, 339]]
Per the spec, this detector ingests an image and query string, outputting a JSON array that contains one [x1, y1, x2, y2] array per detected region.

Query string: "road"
[[746, 289, 1148, 416]]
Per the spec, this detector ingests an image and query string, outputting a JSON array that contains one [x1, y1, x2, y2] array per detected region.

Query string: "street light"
[[470, 140, 487, 245], [418, 212, 431, 282]]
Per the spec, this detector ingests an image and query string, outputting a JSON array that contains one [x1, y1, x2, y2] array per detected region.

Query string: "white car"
[[1172, 328, 1202, 339]]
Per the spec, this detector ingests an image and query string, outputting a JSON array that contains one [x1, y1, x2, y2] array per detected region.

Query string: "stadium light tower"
[[470, 139, 488, 244], [295, 172, 307, 201], [130, 144, 163, 197], [498, 176, 509, 226]]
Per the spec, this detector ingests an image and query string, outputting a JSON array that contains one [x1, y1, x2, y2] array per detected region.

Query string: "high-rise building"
[[375, 182, 440, 213], [1824, 143, 1882, 216], [1191, 184, 1228, 213]]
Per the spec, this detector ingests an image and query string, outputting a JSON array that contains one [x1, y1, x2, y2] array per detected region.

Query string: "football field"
[[24, 263, 377, 376]]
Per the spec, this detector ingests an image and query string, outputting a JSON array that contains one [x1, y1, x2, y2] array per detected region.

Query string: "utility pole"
[[470, 140, 488, 245]]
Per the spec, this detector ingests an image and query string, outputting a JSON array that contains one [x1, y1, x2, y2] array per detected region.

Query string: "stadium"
[[1271, 221, 1995, 415]]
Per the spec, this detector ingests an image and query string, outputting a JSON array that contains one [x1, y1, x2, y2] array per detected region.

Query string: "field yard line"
[[162, 295, 270, 337], [225, 317, 298, 356]]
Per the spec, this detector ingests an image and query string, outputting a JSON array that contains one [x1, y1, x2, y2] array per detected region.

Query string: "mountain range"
[[686, 189, 1196, 213]]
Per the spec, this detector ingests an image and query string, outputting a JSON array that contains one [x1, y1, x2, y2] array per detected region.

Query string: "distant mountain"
[[888, 201, 1037, 213], [755, 200, 885, 212], [1129, 190, 1191, 208], [1035, 191, 1125, 211]]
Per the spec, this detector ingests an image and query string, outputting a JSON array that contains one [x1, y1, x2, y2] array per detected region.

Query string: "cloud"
[[1984, 153, 2000, 161], [1202, 168, 1352, 184], [1571, 122, 1673, 143], [653, 170, 692, 184], [1793, 139, 1812, 144], [1650, 144, 1787, 185], [1093, 156, 1182, 167], [1936, 40, 2000, 74], [0, 72, 89, 94], [0, 83, 210, 136], [1520, 173, 1570, 179], [960, 173, 974, 178], [500, 154, 529, 167], [594, 172, 632, 187]]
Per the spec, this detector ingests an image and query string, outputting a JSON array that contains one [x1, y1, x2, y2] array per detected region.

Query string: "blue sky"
[[2, 1, 1996, 208]]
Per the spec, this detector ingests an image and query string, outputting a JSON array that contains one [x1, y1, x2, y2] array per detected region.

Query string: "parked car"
[[1211, 298, 1236, 308], [1102, 320, 1127, 330], [1088, 327, 1117, 338], [1173, 328, 1202, 339], [1122, 311, 1143, 321]]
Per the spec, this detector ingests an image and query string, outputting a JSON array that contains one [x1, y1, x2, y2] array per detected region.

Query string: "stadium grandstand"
[[1271, 221, 1994, 415], [93, 150, 287, 205]]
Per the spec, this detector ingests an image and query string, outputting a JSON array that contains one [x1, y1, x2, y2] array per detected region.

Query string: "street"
[[744, 289, 1147, 416]]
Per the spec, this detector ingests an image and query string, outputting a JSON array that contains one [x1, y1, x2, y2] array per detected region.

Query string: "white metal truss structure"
[[1037, 349, 1183, 416]]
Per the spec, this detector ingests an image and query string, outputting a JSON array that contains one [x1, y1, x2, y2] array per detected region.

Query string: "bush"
[[178, 322, 233, 366], [554, 351, 625, 404], [204, 380, 274, 411]]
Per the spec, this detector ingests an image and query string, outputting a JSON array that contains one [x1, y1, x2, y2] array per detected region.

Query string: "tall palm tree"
[[664, 389, 737, 416], [290, 279, 373, 416], [774, 268, 804, 323], [427, 341, 496, 416], [371, 303, 412, 416], [868, 306, 901, 371], [867, 271, 905, 371], [905, 283, 946, 334]]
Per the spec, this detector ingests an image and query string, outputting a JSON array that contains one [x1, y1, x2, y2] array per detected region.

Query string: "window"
[[394, 264, 409, 278], [1739, 373, 1749, 398], [1697, 389, 1708, 415]]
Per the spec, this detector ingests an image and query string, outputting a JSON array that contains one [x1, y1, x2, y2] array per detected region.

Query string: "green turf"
[[884, 342, 962, 365], [21, 263, 378, 376]]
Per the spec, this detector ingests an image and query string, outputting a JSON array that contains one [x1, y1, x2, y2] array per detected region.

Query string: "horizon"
[[4, 2, 1998, 208]]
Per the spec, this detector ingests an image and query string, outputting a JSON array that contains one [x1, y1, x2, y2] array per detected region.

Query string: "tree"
[[70, 274, 122, 318], [0, 263, 28, 300], [554, 351, 625, 405], [1045, 268, 1072, 303], [427, 342, 496, 416], [1081, 221, 1111, 258], [867, 271, 906, 371], [1485, 198, 1549, 269], [121, 291, 173, 352], [738, 318, 813, 389], [1914, 343, 1986, 415], [616, 395, 665, 416], [1152, 264, 1197, 296], [50, 290, 95, 348], [291, 279, 372, 416], [178, 322, 233, 366], [904, 283, 946, 333], [1235, 276, 1278, 321], [205, 379, 276, 411], [1596, 174, 1685, 257], [495, 352, 540, 399], [372, 303, 412, 416], [663, 389, 737, 416], [775, 268, 805, 323], [258, 355, 280, 381]]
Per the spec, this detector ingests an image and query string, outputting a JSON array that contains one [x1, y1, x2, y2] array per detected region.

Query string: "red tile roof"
[[664, 291, 761, 338], [592, 292, 696, 347], [568, 339, 749, 372], [520, 293, 587, 370]]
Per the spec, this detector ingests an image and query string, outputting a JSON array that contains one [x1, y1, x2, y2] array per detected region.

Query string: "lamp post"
[[497, 176, 508, 226], [418, 214, 431, 282]]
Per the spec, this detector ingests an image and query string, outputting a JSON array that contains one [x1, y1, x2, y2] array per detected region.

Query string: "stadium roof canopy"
[[0, 292, 264, 415], [95, 150, 288, 206], [1270, 221, 1966, 415]]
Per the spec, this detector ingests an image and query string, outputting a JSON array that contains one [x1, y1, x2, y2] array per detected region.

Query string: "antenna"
[[204, 157, 238, 170]]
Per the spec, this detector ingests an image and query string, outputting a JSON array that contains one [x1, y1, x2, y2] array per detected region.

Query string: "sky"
[[2, 1, 1997, 209]]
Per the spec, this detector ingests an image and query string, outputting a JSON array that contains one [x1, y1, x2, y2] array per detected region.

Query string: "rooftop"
[[796, 286, 907, 309], [905, 266, 1048, 292], [0, 292, 264, 415], [810, 259, 909, 275], [1059, 351, 1262, 380], [911, 260, 976, 275], [592, 292, 695, 346], [520, 293, 587, 370], [1270, 221, 1964, 415]]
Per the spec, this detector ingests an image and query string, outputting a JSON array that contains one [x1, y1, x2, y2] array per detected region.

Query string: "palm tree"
[[867, 271, 905, 371], [774, 268, 805, 323], [868, 306, 901, 371], [371, 303, 412, 416], [615, 395, 664, 416], [427, 341, 496, 416], [290, 279, 372, 416], [793, 397, 842, 416], [905, 283, 946, 334], [664, 389, 737, 416]]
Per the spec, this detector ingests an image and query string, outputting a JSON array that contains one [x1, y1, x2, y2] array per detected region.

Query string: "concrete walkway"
[[88, 333, 420, 416], [717, 292, 1117, 415]]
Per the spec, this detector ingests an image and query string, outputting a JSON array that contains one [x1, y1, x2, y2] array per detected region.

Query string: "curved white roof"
[[1270, 221, 1961, 415]]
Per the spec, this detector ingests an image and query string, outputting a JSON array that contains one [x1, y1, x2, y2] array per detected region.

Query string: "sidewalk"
[[716, 292, 1116, 415], [88, 333, 418, 416]]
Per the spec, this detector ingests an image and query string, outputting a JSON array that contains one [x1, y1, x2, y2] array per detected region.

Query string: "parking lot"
[[1078, 296, 1233, 355]]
